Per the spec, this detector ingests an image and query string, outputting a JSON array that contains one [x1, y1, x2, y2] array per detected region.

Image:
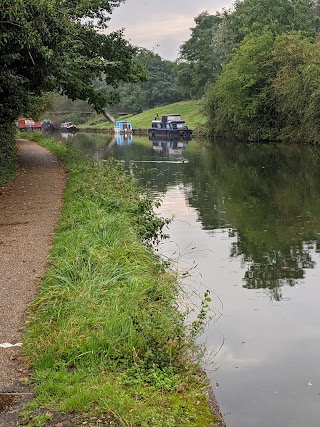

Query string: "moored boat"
[[17, 118, 41, 132], [41, 119, 54, 132], [114, 120, 133, 134], [60, 121, 77, 132], [148, 114, 192, 139]]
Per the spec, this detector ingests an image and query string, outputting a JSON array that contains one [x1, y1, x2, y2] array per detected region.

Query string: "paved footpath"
[[0, 139, 65, 425]]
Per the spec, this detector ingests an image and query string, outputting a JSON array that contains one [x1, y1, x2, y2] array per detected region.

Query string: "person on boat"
[[154, 113, 159, 120]]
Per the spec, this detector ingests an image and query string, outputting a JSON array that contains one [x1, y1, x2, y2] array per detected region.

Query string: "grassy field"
[[20, 133, 220, 427], [80, 100, 207, 131]]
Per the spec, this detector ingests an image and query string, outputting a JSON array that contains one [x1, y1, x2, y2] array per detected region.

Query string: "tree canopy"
[[178, 11, 223, 98], [0, 0, 142, 125], [197, 0, 320, 142], [113, 49, 186, 112]]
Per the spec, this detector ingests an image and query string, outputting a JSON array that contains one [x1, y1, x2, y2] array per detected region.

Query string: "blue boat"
[[114, 120, 133, 134], [115, 134, 132, 145], [148, 114, 192, 139], [41, 119, 54, 133]]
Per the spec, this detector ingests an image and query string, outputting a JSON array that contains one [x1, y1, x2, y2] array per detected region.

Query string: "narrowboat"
[[41, 119, 54, 132], [17, 118, 41, 132], [60, 121, 77, 132], [151, 138, 188, 157], [114, 120, 133, 134], [148, 114, 192, 139]]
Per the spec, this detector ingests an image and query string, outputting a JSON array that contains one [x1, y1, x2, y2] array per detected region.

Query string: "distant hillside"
[[81, 100, 206, 130]]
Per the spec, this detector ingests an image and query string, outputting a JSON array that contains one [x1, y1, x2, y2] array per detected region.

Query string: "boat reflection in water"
[[149, 136, 190, 158], [115, 133, 132, 145], [60, 131, 77, 140]]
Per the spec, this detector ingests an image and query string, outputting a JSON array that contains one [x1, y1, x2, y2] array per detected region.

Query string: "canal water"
[[56, 132, 320, 427]]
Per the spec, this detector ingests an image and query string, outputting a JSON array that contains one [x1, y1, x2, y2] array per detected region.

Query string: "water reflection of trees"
[[182, 142, 320, 299]]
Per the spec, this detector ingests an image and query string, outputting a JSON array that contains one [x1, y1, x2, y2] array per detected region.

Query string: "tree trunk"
[[101, 109, 116, 124]]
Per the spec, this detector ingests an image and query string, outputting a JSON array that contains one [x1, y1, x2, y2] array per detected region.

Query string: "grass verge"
[[20, 133, 219, 427]]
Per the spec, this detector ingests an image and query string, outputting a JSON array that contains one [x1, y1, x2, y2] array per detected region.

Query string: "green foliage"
[[102, 48, 187, 113], [227, 0, 320, 44], [205, 28, 320, 143], [205, 30, 277, 141], [178, 12, 224, 98], [121, 362, 181, 391], [44, 48, 191, 119], [41, 93, 95, 125], [0, 124, 16, 186], [190, 290, 212, 338], [176, 0, 320, 142], [272, 33, 320, 143], [0, 0, 141, 125]]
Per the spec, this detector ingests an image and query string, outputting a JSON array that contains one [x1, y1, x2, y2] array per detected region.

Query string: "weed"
[[190, 290, 212, 338]]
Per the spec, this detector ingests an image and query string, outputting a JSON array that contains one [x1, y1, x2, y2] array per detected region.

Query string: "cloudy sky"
[[107, 0, 234, 60]]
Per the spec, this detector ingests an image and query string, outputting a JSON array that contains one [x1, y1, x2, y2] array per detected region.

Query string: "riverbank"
[[19, 133, 224, 426]]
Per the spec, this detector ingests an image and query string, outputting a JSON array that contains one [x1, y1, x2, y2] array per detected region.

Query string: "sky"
[[107, 0, 234, 61]]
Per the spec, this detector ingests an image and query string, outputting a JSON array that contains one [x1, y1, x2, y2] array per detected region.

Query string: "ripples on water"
[[54, 132, 320, 427]]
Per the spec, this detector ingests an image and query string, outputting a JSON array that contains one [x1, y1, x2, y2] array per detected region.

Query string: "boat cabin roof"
[[161, 114, 182, 123]]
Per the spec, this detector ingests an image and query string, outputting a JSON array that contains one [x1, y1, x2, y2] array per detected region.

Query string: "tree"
[[0, 0, 142, 126], [101, 48, 186, 113], [0, 0, 144, 177], [203, 0, 320, 142], [205, 29, 320, 143], [205, 30, 277, 141], [174, 0, 320, 107], [223, 0, 320, 49], [272, 33, 320, 144], [178, 11, 223, 98]]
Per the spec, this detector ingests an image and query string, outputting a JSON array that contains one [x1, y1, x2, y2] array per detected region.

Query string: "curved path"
[[0, 139, 65, 425]]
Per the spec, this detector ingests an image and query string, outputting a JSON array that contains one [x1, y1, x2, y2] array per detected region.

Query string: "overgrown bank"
[[20, 133, 222, 427], [0, 125, 17, 186]]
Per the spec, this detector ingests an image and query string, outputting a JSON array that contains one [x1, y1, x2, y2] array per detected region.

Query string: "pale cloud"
[[107, 0, 234, 60]]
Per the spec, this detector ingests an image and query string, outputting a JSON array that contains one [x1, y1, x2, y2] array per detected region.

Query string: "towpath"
[[0, 138, 65, 425]]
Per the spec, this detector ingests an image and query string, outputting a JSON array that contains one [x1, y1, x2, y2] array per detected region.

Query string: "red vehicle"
[[17, 118, 41, 132]]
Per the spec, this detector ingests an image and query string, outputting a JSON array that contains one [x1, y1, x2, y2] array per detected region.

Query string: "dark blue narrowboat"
[[41, 119, 54, 132], [148, 114, 192, 139]]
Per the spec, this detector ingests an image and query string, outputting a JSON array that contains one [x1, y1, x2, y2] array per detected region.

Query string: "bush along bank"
[[20, 133, 221, 427], [0, 124, 17, 187]]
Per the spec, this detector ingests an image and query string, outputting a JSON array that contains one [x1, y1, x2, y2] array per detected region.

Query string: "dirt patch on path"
[[0, 139, 66, 425]]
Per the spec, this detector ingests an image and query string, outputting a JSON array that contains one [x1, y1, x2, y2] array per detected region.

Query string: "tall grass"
[[21, 134, 217, 426]]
